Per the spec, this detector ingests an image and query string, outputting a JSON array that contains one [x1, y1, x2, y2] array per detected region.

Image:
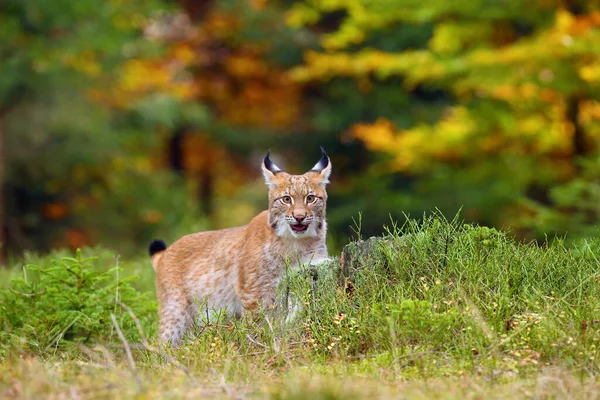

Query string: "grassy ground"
[[1, 215, 600, 399], [3, 359, 600, 399]]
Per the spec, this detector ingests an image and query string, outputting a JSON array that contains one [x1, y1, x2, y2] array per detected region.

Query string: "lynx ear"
[[262, 150, 282, 186], [309, 146, 331, 185]]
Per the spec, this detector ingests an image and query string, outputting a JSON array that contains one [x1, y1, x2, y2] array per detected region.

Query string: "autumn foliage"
[[2, 0, 600, 258]]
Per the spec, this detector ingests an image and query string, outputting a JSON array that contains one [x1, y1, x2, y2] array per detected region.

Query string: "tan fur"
[[151, 151, 332, 345]]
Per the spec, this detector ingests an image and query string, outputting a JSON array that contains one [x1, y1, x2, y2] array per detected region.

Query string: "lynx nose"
[[293, 214, 306, 223]]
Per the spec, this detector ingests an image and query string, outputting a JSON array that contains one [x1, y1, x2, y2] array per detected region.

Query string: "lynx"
[[149, 148, 332, 345]]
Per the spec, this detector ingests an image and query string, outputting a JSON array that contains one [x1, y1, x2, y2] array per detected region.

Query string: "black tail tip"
[[149, 239, 167, 257]]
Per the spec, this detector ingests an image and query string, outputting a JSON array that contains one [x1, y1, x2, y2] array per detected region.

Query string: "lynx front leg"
[[240, 294, 275, 315], [240, 279, 285, 327], [240, 286, 277, 321]]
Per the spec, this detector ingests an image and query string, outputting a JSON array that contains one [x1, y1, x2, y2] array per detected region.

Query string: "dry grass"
[[2, 356, 599, 399]]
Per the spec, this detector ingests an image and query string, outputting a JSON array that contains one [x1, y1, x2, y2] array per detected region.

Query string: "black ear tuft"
[[310, 146, 330, 172], [263, 149, 282, 174], [149, 239, 167, 257]]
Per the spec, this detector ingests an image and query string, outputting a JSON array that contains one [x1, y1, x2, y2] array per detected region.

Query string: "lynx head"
[[261, 148, 331, 239]]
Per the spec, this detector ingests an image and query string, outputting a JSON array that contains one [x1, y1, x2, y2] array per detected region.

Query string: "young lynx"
[[149, 148, 331, 345]]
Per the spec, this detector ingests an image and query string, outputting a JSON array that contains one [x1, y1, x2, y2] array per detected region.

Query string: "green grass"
[[1, 214, 600, 398]]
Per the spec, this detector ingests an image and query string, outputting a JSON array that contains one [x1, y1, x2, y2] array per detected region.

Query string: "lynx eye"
[[306, 195, 316, 203], [281, 196, 292, 204]]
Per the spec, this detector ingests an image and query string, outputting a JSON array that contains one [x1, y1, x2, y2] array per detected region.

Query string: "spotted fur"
[[150, 149, 332, 345]]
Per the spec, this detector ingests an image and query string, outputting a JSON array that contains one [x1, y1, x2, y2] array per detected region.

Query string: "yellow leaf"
[[579, 64, 600, 82], [556, 9, 575, 34]]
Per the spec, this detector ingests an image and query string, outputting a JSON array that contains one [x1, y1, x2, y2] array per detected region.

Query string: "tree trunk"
[[566, 95, 587, 171], [0, 119, 5, 265], [0, 86, 26, 265], [169, 126, 186, 176], [199, 169, 213, 216]]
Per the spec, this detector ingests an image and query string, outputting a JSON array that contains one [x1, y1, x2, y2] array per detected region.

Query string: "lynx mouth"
[[290, 223, 309, 232]]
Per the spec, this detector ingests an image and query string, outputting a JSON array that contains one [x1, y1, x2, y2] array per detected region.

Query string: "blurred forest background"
[[2, 0, 600, 263]]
